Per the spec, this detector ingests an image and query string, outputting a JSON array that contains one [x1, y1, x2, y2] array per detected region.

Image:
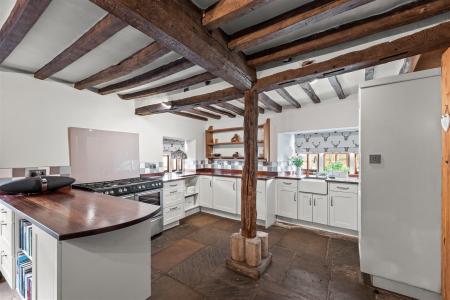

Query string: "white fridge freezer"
[[359, 69, 442, 299]]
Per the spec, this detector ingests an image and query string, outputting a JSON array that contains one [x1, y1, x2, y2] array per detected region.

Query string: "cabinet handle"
[[233, 183, 235, 191], [170, 184, 177, 187], [309, 198, 311, 206], [0, 209, 6, 214], [336, 186, 350, 190], [210, 180, 212, 187], [330, 196, 333, 206], [294, 194, 296, 202], [283, 182, 292, 185]]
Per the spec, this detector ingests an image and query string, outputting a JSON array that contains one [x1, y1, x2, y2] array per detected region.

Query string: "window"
[[298, 153, 319, 175], [162, 155, 169, 172], [324, 153, 350, 170]]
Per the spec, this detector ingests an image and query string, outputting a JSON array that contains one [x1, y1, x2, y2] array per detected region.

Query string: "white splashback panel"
[[69, 127, 140, 183]]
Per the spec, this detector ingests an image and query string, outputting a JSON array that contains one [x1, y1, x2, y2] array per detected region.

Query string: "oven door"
[[135, 189, 162, 206]]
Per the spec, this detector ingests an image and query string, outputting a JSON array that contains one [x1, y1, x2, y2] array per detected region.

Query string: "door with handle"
[[298, 192, 313, 222], [212, 177, 237, 213], [198, 176, 213, 208], [312, 194, 328, 225], [276, 189, 297, 219]]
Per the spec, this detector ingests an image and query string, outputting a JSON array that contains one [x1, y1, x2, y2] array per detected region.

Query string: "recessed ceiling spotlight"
[[161, 102, 172, 109], [310, 79, 318, 85]]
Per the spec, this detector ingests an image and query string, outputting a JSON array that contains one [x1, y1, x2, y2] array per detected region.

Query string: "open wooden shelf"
[[205, 119, 270, 162]]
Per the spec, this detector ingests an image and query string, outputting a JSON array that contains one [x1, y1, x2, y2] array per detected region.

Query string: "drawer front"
[[0, 206, 12, 248], [277, 179, 298, 192], [329, 183, 358, 194], [164, 180, 185, 190], [0, 241, 13, 287], [163, 204, 185, 225], [164, 189, 184, 207]]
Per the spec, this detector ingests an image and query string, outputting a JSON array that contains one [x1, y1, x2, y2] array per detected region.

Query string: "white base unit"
[[163, 204, 185, 226], [329, 191, 357, 230], [298, 193, 313, 222], [0, 202, 14, 289], [212, 177, 237, 214], [312, 194, 328, 225], [163, 179, 185, 226], [276, 179, 298, 219], [198, 176, 213, 208]]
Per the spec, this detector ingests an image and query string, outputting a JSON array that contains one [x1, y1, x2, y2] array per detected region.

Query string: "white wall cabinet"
[[212, 177, 237, 214], [198, 176, 213, 208], [329, 191, 357, 230]]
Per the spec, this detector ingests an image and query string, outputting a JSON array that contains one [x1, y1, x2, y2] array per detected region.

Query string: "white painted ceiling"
[[0, 0, 445, 116]]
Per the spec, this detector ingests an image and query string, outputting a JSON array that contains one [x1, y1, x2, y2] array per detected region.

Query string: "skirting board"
[[276, 216, 358, 238], [200, 207, 268, 228], [372, 275, 441, 300]]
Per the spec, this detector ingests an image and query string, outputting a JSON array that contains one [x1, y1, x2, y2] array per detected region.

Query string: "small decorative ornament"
[[232, 152, 240, 159], [442, 105, 450, 132], [231, 134, 240, 143]]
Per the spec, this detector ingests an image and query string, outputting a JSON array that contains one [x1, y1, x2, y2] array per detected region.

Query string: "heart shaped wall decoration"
[[441, 114, 450, 132]]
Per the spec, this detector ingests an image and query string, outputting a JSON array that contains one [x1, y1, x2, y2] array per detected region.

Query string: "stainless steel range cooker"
[[72, 177, 163, 237]]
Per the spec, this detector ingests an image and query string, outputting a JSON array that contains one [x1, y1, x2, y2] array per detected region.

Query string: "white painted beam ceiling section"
[[0, 0, 447, 115]]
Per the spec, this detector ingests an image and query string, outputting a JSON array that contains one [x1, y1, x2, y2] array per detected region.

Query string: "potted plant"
[[325, 161, 349, 178], [290, 155, 304, 176]]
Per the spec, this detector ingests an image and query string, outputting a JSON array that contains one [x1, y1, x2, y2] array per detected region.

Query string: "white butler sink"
[[298, 178, 327, 194]]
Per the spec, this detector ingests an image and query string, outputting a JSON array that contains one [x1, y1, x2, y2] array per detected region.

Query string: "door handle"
[[294, 194, 296, 202], [309, 198, 311, 206], [330, 196, 333, 206], [313, 198, 316, 206], [233, 182, 235, 190]]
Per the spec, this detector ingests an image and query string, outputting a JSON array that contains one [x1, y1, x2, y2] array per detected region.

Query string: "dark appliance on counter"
[[0, 176, 75, 195], [72, 177, 163, 237]]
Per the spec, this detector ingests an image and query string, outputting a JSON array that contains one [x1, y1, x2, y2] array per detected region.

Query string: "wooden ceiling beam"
[[415, 48, 446, 72], [0, 0, 51, 64], [247, 0, 450, 67], [237, 98, 264, 114], [74, 42, 169, 90], [258, 93, 282, 113], [98, 58, 193, 95], [171, 111, 208, 121], [185, 108, 221, 119], [215, 103, 245, 116], [276, 88, 301, 108], [90, 0, 255, 90], [202, 105, 236, 118], [399, 55, 421, 74], [364, 67, 374, 81], [299, 82, 320, 103], [35, 14, 126, 80], [254, 22, 450, 93], [202, 0, 271, 29], [135, 87, 243, 115], [328, 76, 346, 99], [229, 0, 373, 51], [119, 72, 216, 100]]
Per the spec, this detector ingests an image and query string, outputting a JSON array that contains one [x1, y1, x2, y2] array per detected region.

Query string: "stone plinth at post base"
[[226, 231, 272, 280]]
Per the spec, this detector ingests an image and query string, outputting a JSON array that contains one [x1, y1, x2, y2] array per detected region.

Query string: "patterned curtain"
[[295, 129, 359, 153], [163, 137, 185, 152]]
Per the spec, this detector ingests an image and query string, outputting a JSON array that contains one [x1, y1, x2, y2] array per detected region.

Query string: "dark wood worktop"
[[0, 188, 160, 240]]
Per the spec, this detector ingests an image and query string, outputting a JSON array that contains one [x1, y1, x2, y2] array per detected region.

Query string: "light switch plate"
[[369, 154, 381, 164]]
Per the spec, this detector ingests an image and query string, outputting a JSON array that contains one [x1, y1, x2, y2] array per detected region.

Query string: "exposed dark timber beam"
[[202, 0, 271, 29], [171, 111, 208, 121], [237, 98, 264, 114], [202, 105, 236, 118], [229, 0, 373, 51], [135, 87, 243, 115], [35, 14, 126, 80], [299, 83, 320, 103], [185, 108, 221, 119], [399, 55, 421, 74], [328, 76, 346, 99], [364, 67, 374, 81], [216, 102, 245, 116], [258, 93, 282, 113], [119, 72, 216, 100], [74, 42, 169, 90], [247, 0, 450, 67], [90, 0, 255, 90], [254, 22, 450, 93], [276, 88, 301, 108], [98, 58, 193, 95], [0, 0, 51, 64], [241, 90, 258, 238]]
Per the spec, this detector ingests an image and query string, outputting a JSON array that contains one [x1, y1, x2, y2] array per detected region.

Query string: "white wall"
[[0, 71, 205, 168], [205, 94, 359, 161]]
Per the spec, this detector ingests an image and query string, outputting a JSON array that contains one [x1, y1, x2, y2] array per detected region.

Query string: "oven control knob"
[[110, 191, 114, 195], [123, 188, 127, 192], [118, 189, 122, 193]]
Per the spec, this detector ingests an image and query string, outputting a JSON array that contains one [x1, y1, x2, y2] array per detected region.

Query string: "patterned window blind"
[[163, 137, 185, 153], [295, 129, 359, 154]]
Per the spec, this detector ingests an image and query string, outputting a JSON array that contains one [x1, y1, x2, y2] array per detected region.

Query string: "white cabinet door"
[[298, 193, 313, 222], [257, 181, 266, 220], [329, 192, 357, 230], [276, 188, 297, 219], [312, 194, 328, 225], [213, 177, 237, 214], [198, 176, 213, 208], [237, 179, 241, 214]]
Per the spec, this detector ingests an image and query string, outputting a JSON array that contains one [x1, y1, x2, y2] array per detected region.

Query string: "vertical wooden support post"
[[442, 48, 450, 300], [241, 90, 259, 239]]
